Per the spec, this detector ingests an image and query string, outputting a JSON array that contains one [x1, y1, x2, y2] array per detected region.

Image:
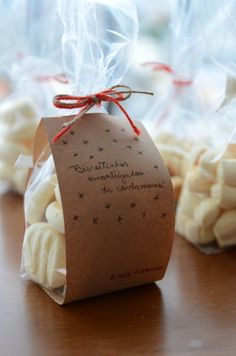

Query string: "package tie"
[[34, 74, 69, 84], [143, 62, 192, 128], [143, 62, 192, 87], [52, 85, 153, 143], [16, 52, 69, 84]]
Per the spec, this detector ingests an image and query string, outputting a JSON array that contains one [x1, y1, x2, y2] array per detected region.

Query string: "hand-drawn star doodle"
[[126, 145, 132, 150], [73, 152, 78, 157], [142, 212, 146, 218], [89, 155, 94, 159], [154, 164, 159, 170], [98, 147, 104, 152], [138, 151, 143, 155], [121, 128, 125, 132], [62, 140, 68, 145], [113, 139, 117, 143], [105, 203, 111, 209], [73, 215, 79, 221], [117, 215, 123, 223], [161, 212, 167, 218], [78, 193, 84, 198], [130, 202, 136, 208], [93, 217, 98, 224], [83, 140, 89, 144], [70, 131, 75, 135], [154, 195, 159, 200], [134, 137, 139, 141], [105, 129, 111, 133]]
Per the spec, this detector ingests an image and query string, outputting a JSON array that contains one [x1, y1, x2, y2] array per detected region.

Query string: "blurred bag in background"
[[0, 0, 66, 195], [176, 0, 236, 252], [142, 0, 206, 202]]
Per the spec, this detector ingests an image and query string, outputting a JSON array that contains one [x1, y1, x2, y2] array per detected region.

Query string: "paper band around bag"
[[31, 113, 175, 304]]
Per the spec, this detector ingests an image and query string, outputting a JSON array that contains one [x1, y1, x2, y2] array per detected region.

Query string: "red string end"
[[134, 126, 141, 136], [53, 125, 71, 143]]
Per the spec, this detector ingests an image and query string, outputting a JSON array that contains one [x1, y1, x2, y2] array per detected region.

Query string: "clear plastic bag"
[[143, 0, 205, 202], [176, 0, 236, 252], [176, 98, 236, 252], [23, 150, 66, 292], [22, 0, 139, 302], [192, 0, 236, 78], [0, 0, 65, 194]]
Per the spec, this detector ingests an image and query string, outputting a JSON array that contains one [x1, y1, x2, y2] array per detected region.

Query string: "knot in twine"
[[53, 85, 153, 142]]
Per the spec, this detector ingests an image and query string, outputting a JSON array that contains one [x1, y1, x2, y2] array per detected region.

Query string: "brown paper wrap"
[[31, 113, 175, 304]]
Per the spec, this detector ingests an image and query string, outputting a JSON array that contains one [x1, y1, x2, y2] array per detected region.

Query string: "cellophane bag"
[[21, 0, 175, 304], [143, 0, 205, 202], [176, 0, 236, 252], [0, 0, 65, 194]]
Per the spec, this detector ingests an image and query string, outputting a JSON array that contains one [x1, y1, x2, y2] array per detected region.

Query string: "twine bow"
[[53, 85, 153, 142]]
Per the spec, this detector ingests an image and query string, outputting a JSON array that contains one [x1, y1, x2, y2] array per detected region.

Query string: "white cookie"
[[0, 98, 36, 122], [175, 212, 189, 236], [211, 183, 236, 209], [46, 201, 65, 234], [25, 174, 57, 224], [193, 198, 221, 228], [0, 99, 37, 141], [198, 150, 219, 181], [213, 209, 236, 247], [23, 222, 66, 289], [178, 188, 207, 217], [0, 120, 38, 142], [0, 140, 29, 165], [185, 219, 215, 244], [217, 159, 236, 187], [186, 169, 213, 193]]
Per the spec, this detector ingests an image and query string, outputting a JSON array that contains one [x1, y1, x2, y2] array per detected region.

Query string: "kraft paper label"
[[34, 113, 175, 304]]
